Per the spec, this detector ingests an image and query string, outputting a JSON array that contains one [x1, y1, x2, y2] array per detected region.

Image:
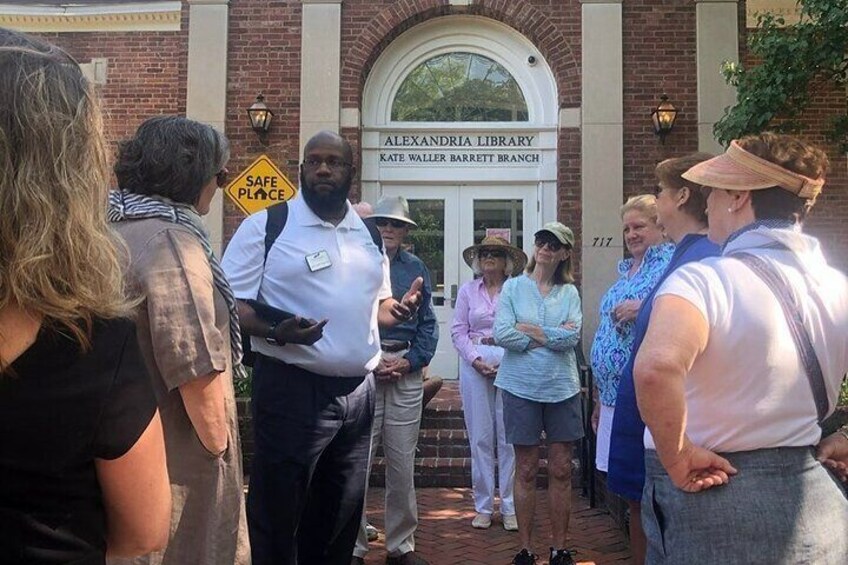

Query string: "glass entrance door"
[[382, 185, 537, 379]]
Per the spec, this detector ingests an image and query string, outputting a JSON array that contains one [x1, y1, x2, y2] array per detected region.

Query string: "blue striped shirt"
[[493, 274, 582, 403]]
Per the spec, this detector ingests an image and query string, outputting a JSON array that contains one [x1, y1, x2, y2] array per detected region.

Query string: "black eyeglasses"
[[374, 218, 409, 229], [216, 168, 229, 188], [302, 157, 353, 172], [534, 237, 565, 252], [479, 249, 507, 259]]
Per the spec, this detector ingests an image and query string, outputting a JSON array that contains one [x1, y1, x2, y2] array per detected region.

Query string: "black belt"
[[380, 340, 410, 353]]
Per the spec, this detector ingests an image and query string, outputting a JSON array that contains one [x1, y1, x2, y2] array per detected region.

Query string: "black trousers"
[[247, 355, 374, 565]]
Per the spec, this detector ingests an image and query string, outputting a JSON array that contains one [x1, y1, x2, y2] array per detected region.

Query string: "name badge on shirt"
[[305, 250, 332, 272]]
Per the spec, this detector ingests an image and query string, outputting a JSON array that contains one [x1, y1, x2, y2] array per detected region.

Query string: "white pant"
[[354, 351, 424, 558], [595, 404, 614, 472], [459, 344, 515, 516]]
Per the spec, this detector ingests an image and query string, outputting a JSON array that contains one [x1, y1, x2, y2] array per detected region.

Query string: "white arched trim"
[[363, 16, 558, 128]]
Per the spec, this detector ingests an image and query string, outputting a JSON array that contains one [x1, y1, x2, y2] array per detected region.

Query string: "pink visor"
[[682, 140, 824, 199]]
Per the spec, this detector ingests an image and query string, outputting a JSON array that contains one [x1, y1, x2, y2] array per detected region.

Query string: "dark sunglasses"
[[534, 237, 565, 252], [479, 249, 507, 259], [215, 168, 229, 188], [374, 218, 409, 229]]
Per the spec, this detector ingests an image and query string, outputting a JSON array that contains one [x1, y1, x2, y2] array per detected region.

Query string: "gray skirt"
[[643, 447, 848, 565]]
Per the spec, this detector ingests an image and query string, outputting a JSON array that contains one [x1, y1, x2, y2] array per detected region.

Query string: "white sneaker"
[[502, 513, 519, 531], [471, 513, 492, 529]]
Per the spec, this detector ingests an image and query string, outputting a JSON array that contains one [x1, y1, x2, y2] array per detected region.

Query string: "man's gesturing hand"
[[391, 276, 423, 321], [274, 317, 328, 346]]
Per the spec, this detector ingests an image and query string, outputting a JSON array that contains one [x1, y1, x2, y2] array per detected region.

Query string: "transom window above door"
[[391, 52, 529, 122]]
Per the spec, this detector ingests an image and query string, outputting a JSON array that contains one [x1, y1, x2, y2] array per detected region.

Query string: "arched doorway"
[[361, 16, 559, 379]]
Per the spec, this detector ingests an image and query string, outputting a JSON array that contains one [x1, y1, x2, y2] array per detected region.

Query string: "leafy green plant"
[[840, 375, 848, 407], [714, 0, 848, 150], [235, 367, 252, 398]]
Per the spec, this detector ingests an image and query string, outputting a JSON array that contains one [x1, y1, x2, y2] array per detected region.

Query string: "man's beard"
[[300, 170, 351, 217]]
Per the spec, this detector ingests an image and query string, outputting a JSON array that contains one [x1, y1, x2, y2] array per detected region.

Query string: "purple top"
[[451, 278, 501, 364]]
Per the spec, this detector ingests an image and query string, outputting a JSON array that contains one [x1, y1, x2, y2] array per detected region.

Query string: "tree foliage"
[[714, 0, 848, 150]]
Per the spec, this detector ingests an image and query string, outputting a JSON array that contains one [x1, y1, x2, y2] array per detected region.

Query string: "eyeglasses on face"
[[374, 218, 409, 229], [479, 249, 507, 259], [534, 237, 565, 252], [215, 168, 229, 188], [302, 157, 353, 172]]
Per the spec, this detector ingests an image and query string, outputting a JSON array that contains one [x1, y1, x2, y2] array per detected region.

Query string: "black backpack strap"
[[362, 217, 384, 252], [264, 202, 289, 263], [241, 202, 289, 368], [263, 202, 289, 263]]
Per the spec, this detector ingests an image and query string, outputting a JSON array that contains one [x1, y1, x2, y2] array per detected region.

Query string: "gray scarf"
[[108, 190, 247, 382]]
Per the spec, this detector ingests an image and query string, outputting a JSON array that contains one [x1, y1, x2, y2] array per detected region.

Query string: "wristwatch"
[[265, 321, 281, 345]]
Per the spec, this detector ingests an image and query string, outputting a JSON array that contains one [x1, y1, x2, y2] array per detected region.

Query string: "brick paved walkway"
[[360, 487, 632, 565]]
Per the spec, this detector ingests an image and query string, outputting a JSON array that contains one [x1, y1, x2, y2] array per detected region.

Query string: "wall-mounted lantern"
[[247, 94, 273, 133], [651, 94, 677, 143]]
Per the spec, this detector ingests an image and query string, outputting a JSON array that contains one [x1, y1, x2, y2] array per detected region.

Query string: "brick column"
[[580, 0, 623, 344], [300, 0, 343, 155], [186, 0, 229, 254], [695, 0, 739, 154]]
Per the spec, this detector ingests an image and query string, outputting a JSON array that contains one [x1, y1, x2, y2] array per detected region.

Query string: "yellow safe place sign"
[[225, 155, 298, 215]]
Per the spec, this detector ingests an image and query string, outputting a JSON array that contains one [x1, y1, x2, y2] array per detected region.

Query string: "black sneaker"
[[511, 549, 537, 565], [548, 547, 576, 565]]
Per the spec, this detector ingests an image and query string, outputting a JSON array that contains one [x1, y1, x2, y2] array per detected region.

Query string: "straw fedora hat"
[[368, 195, 417, 227], [462, 236, 528, 277]]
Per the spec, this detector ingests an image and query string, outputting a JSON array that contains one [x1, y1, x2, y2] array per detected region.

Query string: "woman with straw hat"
[[451, 236, 527, 531], [635, 133, 848, 562]]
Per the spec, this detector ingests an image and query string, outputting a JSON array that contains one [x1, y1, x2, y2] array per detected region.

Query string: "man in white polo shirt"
[[222, 131, 422, 565]]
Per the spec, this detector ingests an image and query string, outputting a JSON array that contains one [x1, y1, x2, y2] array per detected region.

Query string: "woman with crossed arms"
[[494, 223, 583, 565]]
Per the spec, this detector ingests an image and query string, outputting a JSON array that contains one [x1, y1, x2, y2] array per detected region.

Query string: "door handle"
[[450, 284, 458, 308]]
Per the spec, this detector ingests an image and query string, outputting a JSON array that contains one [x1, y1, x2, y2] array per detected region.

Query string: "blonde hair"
[[620, 194, 659, 224], [525, 255, 575, 285], [0, 29, 132, 361]]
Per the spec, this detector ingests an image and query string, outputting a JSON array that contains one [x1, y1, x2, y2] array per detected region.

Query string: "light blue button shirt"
[[493, 274, 582, 403]]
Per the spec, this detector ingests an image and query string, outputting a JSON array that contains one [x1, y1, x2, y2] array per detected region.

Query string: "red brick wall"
[[800, 89, 848, 274], [33, 6, 189, 148], [622, 1, 700, 201], [223, 0, 303, 240]]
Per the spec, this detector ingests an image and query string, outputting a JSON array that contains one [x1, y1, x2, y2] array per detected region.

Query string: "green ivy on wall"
[[714, 0, 848, 150]]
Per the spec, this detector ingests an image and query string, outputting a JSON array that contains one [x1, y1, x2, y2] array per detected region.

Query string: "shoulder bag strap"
[[264, 202, 289, 263], [733, 251, 830, 423]]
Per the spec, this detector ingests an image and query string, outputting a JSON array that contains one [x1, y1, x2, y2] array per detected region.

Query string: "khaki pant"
[[354, 350, 424, 558]]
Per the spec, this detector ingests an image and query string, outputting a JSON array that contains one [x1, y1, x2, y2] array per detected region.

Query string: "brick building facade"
[[3, 0, 845, 377]]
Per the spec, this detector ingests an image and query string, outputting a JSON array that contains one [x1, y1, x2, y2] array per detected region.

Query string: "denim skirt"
[[642, 447, 848, 564]]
